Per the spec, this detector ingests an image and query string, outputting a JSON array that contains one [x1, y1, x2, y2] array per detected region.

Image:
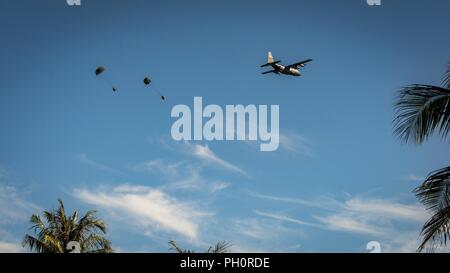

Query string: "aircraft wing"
[[285, 59, 313, 69], [261, 60, 281, 67], [261, 70, 279, 75]]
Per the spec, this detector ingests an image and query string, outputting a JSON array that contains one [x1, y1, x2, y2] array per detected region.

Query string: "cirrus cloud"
[[73, 184, 212, 240]]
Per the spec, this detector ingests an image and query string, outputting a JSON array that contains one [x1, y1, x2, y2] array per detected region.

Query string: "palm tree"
[[22, 199, 113, 253], [393, 62, 450, 252], [169, 240, 232, 253]]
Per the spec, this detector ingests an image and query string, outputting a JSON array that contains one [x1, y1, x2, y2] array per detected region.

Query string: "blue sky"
[[0, 0, 449, 252]]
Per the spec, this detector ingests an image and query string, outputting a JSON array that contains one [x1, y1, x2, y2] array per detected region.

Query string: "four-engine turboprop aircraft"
[[261, 52, 312, 76]]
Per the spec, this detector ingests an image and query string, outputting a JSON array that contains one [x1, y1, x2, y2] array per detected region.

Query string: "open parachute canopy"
[[95, 66, 105, 76], [143, 77, 151, 85]]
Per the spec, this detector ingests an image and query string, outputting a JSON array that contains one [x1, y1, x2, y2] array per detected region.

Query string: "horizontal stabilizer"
[[260, 60, 281, 67]]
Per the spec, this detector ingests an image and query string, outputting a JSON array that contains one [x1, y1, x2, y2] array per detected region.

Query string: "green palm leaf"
[[82, 234, 113, 253], [417, 206, 450, 252], [168, 240, 193, 253], [22, 235, 48, 253], [22, 199, 113, 253], [415, 166, 450, 212], [169, 240, 232, 253], [206, 241, 232, 253], [415, 166, 450, 251], [393, 84, 450, 144]]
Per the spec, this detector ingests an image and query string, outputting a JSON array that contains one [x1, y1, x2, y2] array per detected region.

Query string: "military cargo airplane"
[[261, 52, 312, 76]]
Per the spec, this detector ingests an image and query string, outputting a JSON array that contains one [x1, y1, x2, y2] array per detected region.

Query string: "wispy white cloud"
[[0, 241, 23, 253], [133, 159, 183, 177], [249, 190, 429, 251], [313, 197, 428, 244], [217, 216, 305, 253], [254, 208, 385, 238], [343, 198, 427, 222], [248, 191, 341, 210], [152, 136, 247, 176], [0, 184, 41, 253], [78, 153, 121, 174], [314, 197, 426, 237], [248, 191, 314, 206], [402, 174, 425, 182], [73, 185, 212, 240], [235, 129, 313, 156], [316, 214, 385, 236], [278, 132, 314, 156], [133, 159, 231, 194], [250, 191, 426, 223], [381, 232, 422, 253], [0, 185, 41, 223], [185, 143, 247, 176], [254, 210, 316, 227], [209, 181, 231, 192], [381, 232, 449, 253], [162, 169, 231, 193], [231, 217, 302, 241]]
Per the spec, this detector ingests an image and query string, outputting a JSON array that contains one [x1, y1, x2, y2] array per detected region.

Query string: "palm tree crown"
[[22, 199, 113, 253], [169, 240, 232, 253], [393, 62, 450, 251]]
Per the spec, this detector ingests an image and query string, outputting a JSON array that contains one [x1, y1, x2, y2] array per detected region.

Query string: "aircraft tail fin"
[[261, 52, 281, 67], [268, 52, 274, 63]]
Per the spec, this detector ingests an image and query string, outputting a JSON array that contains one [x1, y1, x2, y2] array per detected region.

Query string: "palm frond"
[[415, 166, 450, 252], [29, 214, 45, 233], [22, 235, 47, 253], [393, 84, 450, 144], [56, 198, 67, 229], [81, 234, 114, 253], [42, 234, 64, 253], [168, 240, 232, 253], [415, 166, 450, 212], [168, 240, 194, 253], [417, 206, 450, 252], [72, 211, 107, 240], [206, 241, 232, 253], [81, 218, 107, 234], [43, 210, 58, 228]]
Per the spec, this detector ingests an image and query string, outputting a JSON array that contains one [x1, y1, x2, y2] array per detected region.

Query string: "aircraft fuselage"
[[271, 64, 301, 76]]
